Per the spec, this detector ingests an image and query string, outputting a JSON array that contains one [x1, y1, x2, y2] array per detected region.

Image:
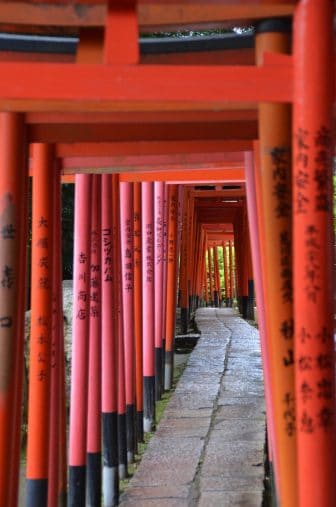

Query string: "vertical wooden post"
[[207, 246, 214, 306], [87, 175, 102, 507], [101, 174, 119, 504], [48, 159, 64, 507], [164, 185, 178, 390], [133, 182, 143, 441], [293, 2, 335, 505], [113, 176, 127, 482], [68, 174, 91, 507], [204, 252, 209, 307], [0, 113, 27, 507], [161, 185, 168, 388], [141, 182, 155, 432], [256, 19, 297, 506], [223, 243, 229, 307], [228, 241, 233, 307], [154, 182, 164, 400], [119, 182, 136, 463], [245, 148, 277, 484], [26, 144, 54, 507], [213, 246, 220, 308], [179, 190, 189, 332]]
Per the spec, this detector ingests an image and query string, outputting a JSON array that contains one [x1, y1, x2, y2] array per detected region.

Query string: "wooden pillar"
[[26, 144, 54, 507], [119, 182, 136, 463], [208, 246, 214, 306], [0, 113, 27, 507], [68, 174, 91, 506], [101, 174, 119, 503], [113, 175, 127, 482], [223, 243, 229, 307], [164, 185, 178, 390], [213, 246, 220, 308], [86, 175, 102, 507], [245, 148, 277, 487], [179, 189, 189, 332], [293, 2, 335, 505], [228, 240, 233, 307], [133, 182, 143, 441], [154, 182, 164, 401], [161, 185, 169, 387], [256, 18, 297, 506], [141, 182, 155, 432], [48, 160, 65, 507]]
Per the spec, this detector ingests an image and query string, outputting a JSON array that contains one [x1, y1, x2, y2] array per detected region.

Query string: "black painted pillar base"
[[126, 404, 136, 463], [143, 376, 155, 433], [242, 295, 248, 319], [102, 411, 118, 506], [155, 347, 163, 401], [27, 478, 48, 507], [247, 279, 255, 320], [161, 338, 166, 389], [118, 413, 127, 479], [164, 349, 174, 391], [68, 467, 85, 507], [136, 410, 144, 442], [214, 290, 219, 307], [87, 453, 101, 507], [180, 307, 188, 334]]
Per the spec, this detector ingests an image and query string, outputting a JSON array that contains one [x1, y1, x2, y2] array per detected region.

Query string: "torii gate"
[[0, 2, 334, 507]]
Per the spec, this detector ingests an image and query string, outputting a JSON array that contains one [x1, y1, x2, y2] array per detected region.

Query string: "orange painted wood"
[[28, 120, 257, 143], [164, 185, 178, 371], [256, 26, 297, 507], [26, 144, 54, 486], [0, 2, 295, 33], [57, 141, 247, 159], [48, 160, 64, 507], [293, 1, 335, 505], [0, 60, 293, 112], [133, 182, 143, 419], [0, 113, 27, 507]]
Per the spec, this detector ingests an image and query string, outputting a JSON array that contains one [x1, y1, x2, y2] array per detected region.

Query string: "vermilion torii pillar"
[[179, 189, 189, 332], [119, 182, 136, 463], [68, 174, 92, 507], [86, 175, 102, 507], [256, 18, 296, 506], [101, 174, 118, 504], [0, 113, 27, 507], [114, 175, 127, 483], [164, 185, 178, 390], [48, 159, 65, 507], [154, 182, 164, 400], [142, 182, 155, 432], [133, 182, 143, 441], [245, 149, 277, 490], [26, 144, 54, 507], [213, 245, 220, 307], [293, 2, 335, 505]]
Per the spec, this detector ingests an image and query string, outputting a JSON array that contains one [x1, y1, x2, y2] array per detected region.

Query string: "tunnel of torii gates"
[[0, 0, 334, 507]]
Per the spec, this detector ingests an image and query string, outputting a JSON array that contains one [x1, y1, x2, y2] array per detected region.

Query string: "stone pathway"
[[119, 308, 266, 507]]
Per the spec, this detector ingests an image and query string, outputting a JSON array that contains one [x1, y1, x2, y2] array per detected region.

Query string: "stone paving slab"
[[119, 308, 265, 507]]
